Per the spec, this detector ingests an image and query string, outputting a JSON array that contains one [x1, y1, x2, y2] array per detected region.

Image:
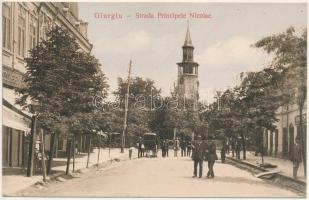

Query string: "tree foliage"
[[16, 26, 108, 136]]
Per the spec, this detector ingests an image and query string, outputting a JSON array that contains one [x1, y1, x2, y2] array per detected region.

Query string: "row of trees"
[[202, 27, 306, 173]]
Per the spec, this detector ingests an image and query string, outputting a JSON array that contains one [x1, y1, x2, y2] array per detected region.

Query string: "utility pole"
[[121, 60, 132, 153]]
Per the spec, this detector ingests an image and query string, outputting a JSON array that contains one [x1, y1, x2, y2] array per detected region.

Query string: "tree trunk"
[[241, 132, 246, 160], [97, 135, 101, 167], [65, 137, 72, 175], [40, 129, 47, 182], [86, 135, 92, 168], [47, 132, 56, 175], [72, 135, 76, 172], [27, 116, 37, 177]]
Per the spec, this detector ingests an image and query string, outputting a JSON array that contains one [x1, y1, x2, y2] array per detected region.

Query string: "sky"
[[79, 3, 307, 101]]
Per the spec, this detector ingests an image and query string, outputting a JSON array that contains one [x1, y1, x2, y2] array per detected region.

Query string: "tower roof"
[[184, 22, 193, 47]]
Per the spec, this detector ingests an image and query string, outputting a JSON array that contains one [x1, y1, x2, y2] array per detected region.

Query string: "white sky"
[[79, 3, 307, 101]]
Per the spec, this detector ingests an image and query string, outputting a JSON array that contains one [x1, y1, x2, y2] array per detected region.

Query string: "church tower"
[[177, 23, 199, 100]]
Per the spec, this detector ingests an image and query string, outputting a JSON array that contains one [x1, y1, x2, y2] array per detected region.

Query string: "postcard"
[[2, 1, 307, 198]]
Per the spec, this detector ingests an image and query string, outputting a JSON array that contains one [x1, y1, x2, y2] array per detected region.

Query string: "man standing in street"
[[181, 139, 187, 157], [207, 138, 218, 178], [187, 141, 192, 157], [235, 138, 241, 160], [192, 135, 205, 178], [221, 141, 226, 163], [165, 139, 169, 157], [137, 137, 142, 158], [291, 137, 302, 179], [174, 138, 180, 157], [162, 139, 166, 157]]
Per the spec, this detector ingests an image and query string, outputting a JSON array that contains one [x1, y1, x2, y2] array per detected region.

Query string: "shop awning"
[[3, 105, 31, 132], [2, 87, 32, 132]]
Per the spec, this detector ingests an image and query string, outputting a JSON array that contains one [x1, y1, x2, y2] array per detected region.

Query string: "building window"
[[17, 4, 26, 57], [29, 14, 37, 50], [40, 14, 52, 40], [2, 3, 11, 50]]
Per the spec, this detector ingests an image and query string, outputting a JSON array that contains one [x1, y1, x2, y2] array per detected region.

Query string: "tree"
[[113, 77, 161, 145], [16, 26, 108, 175], [255, 27, 307, 174], [237, 69, 281, 162]]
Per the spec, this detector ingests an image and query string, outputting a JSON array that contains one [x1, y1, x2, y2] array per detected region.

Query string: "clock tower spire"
[[177, 22, 199, 100]]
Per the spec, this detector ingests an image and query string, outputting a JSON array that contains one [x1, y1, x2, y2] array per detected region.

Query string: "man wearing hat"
[[191, 135, 205, 178], [207, 137, 218, 178]]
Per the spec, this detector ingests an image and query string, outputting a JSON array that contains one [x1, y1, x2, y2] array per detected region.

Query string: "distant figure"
[[187, 141, 192, 157], [138, 137, 142, 158], [141, 143, 145, 157], [180, 139, 187, 157], [226, 139, 230, 154], [221, 141, 226, 163], [174, 138, 179, 157], [207, 139, 218, 178], [192, 135, 205, 178], [162, 140, 166, 157], [129, 145, 134, 160], [291, 137, 302, 179], [235, 139, 241, 159], [165, 139, 169, 157], [231, 138, 236, 157]]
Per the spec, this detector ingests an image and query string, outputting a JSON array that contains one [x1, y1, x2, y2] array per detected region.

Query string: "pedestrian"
[[231, 138, 235, 157], [174, 138, 179, 157], [207, 138, 218, 178], [220, 141, 226, 163], [165, 139, 169, 157], [181, 139, 186, 157], [162, 140, 166, 157], [191, 135, 205, 178], [137, 137, 142, 158], [291, 137, 302, 179], [141, 143, 145, 157], [235, 138, 241, 160], [187, 141, 192, 157], [129, 145, 134, 160], [226, 139, 230, 154]]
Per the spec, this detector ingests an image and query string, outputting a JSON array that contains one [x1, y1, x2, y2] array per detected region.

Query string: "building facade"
[[177, 24, 199, 101], [2, 2, 92, 168], [264, 103, 307, 159]]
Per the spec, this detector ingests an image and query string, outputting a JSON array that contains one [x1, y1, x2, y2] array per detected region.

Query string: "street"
[[17, 156, 299, 197]]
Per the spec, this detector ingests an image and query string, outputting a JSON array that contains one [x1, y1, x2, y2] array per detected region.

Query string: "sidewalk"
[[226, 151, 306, 182], [2, 148, 138, 196]]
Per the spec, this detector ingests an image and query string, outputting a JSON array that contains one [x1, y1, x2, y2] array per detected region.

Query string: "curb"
[[226, 156, 306, 196], [13, 154, 137, 196], [226, 156, 306, 185]]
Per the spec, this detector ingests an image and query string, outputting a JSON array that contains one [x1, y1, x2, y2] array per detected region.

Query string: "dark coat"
[[208, 141, 218, 161], [192, 140, 205, 161]]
